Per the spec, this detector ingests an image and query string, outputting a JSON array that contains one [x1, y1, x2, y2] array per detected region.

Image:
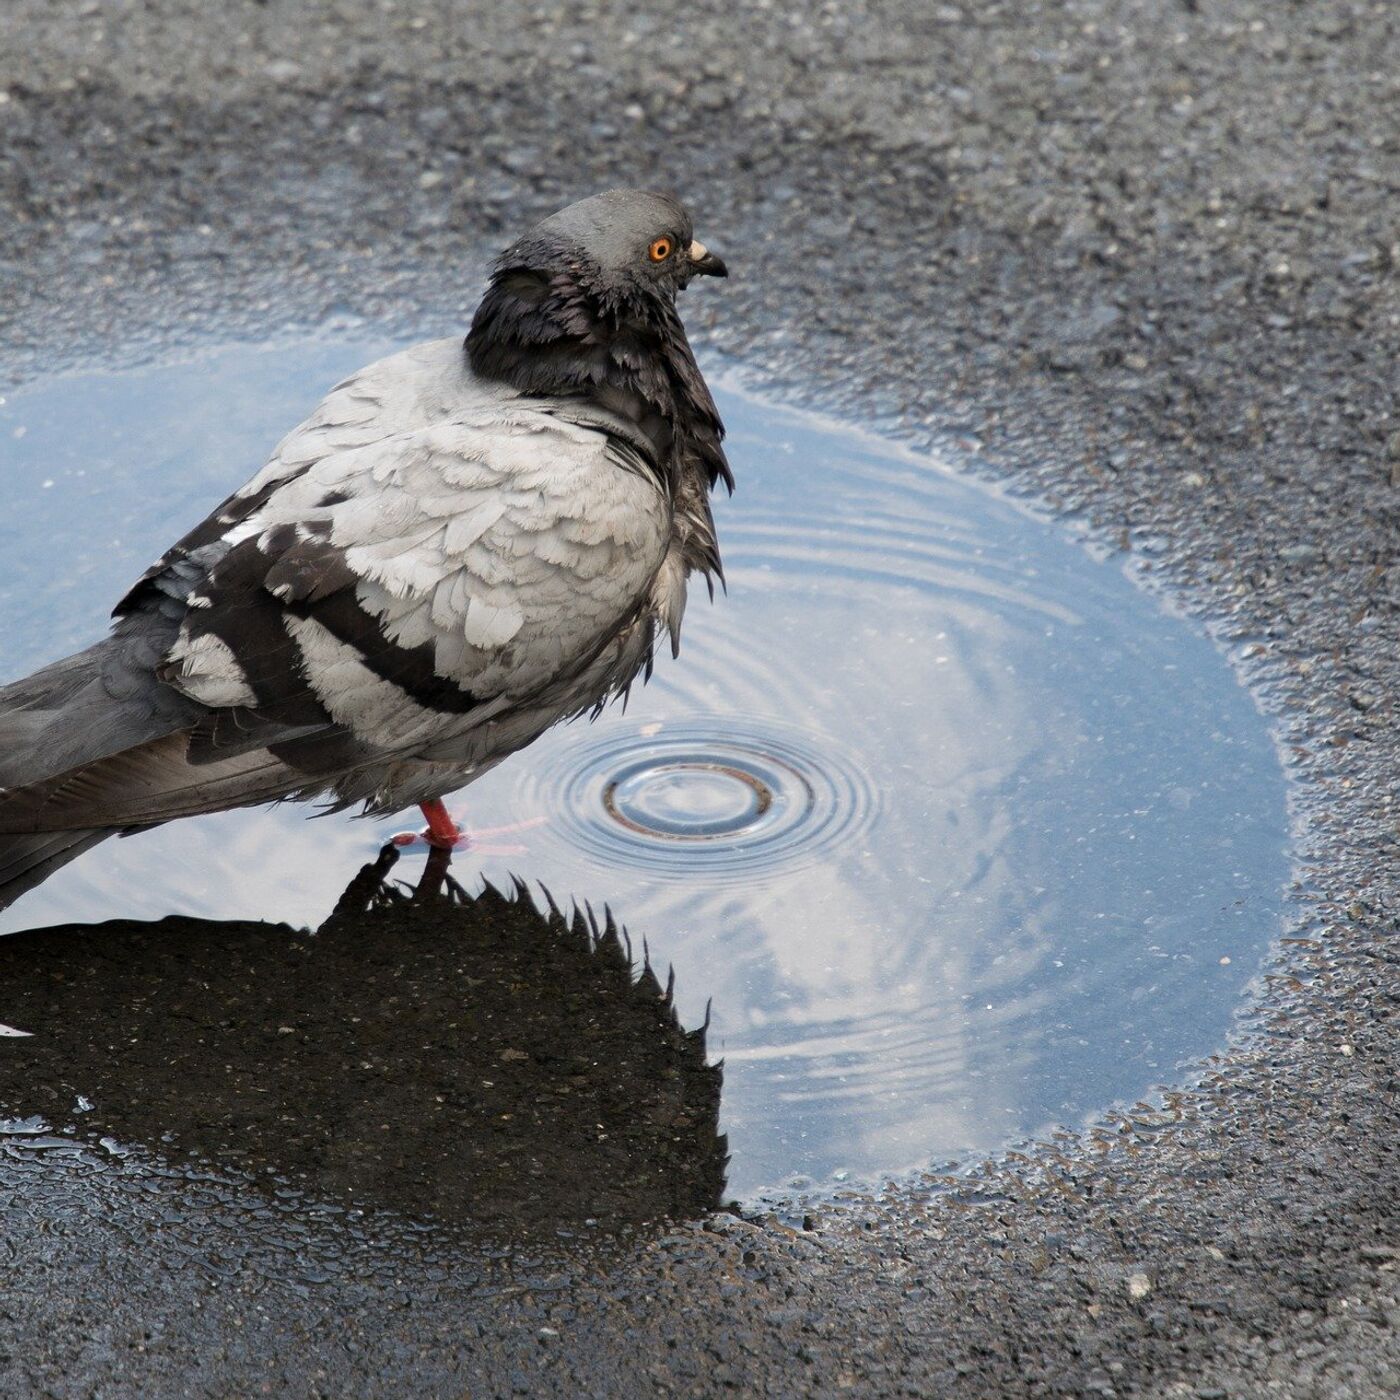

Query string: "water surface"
[[0, 339, 1288, 1201]]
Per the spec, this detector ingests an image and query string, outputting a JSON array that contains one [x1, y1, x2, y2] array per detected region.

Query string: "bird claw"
[[387, 811, 545, 854], [390, 798, 471, 851], [389, 828, 471, 851]]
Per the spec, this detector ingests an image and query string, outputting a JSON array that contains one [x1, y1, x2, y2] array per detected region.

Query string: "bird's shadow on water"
[[0, 846, 729, 1240]]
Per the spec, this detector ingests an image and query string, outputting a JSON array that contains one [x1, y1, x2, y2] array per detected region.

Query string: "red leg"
[[419, 798, 464, 850]]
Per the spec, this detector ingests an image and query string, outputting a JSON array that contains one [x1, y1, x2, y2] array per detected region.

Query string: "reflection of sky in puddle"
[[0, 340, 1289, 1201]]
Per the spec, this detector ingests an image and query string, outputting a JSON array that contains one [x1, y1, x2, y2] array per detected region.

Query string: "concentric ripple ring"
[[603, 757, 780, 840], [543, 719, 879, 879]]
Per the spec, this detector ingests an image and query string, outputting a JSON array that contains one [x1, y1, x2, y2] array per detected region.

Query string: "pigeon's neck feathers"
[[464, 260, 733, 508]]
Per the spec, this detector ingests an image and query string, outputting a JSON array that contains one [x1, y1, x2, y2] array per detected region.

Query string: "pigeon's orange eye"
[[648, 236, 673, 263]]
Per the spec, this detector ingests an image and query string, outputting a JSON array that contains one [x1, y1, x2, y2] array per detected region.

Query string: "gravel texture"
[[0, 1, 1398, 1395]]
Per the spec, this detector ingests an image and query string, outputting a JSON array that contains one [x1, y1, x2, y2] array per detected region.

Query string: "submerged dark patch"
[[0, 848, 726, 1237]]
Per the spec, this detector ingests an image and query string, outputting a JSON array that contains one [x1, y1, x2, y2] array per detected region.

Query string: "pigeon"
[[0, 189, 731, 909]]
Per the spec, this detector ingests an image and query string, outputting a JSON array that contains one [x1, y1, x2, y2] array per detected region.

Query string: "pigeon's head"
[[503, 189, 728, 301], [466, 190, 733, 519]]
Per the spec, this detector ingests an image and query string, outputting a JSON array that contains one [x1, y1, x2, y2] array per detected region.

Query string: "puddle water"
[[0, 339, 1289, 1206]]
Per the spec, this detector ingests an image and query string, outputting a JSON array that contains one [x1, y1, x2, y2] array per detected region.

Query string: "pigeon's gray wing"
[[0, 347, 472, 818], [176, 404, 672, 742], [0, 401, 672, 832]]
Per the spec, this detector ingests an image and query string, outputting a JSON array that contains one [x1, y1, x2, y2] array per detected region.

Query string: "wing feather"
[[38, 338, 679, 828], [156, 350, 672, 763]]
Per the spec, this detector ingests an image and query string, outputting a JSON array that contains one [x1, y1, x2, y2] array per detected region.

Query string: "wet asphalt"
[[0, 1, 1398, 1395]]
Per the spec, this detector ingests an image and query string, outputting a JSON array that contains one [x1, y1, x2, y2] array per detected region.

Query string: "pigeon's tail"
[[0, 828, 114, 912], [0, 637, 196, 911], [0, 638, 348, 911]]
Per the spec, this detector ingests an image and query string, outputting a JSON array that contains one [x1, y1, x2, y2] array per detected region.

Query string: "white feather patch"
[[285, 613, 455, 750], [442, 499, 508, 555], [222, 519, 262, 548], [165, 631, 258, 708], [461, 596, 525, 649]]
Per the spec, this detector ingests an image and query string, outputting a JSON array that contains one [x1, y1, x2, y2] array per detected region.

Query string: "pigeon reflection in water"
[[0, 847, 728, 1236]]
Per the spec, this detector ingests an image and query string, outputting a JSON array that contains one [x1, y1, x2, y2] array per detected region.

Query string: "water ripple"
[[536, 720, 879, 881]]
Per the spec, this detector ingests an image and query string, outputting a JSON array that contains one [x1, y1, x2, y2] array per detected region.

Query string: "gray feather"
[[0, 828, 112, 912], [0, 633, 197, 792]]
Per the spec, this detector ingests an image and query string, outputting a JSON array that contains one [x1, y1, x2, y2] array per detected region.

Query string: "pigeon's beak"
[[687, 239, 728, 279]]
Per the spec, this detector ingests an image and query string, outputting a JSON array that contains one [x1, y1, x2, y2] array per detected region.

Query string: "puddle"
[[0, 338, 1289, 1205]]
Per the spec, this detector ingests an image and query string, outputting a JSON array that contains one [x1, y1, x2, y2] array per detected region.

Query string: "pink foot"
[[388, 807, 547, 856], [391, 798, 469, 851]]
